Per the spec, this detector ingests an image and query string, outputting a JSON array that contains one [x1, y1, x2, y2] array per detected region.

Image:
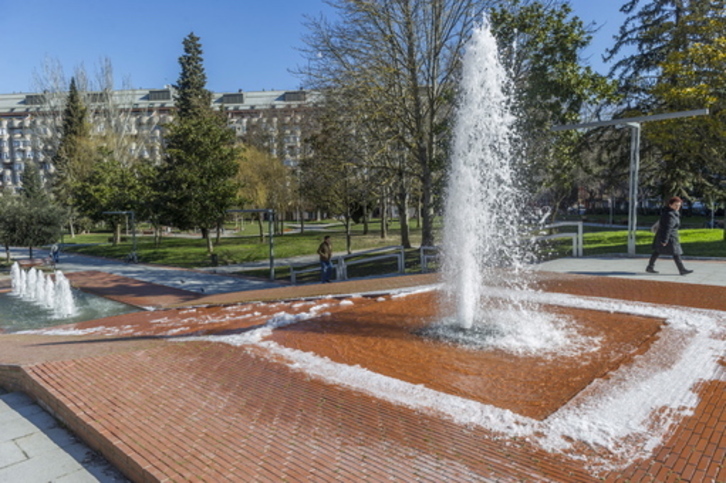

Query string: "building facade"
[[0, 88, 316, 190]]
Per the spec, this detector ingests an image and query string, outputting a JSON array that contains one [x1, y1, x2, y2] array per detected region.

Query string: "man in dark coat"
[[646, 196, 693, 275], [317, 235, 334, 283]]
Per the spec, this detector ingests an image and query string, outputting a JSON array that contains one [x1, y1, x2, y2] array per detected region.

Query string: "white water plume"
[[10, 262, 77, 318], [442, 18, 532, 331]]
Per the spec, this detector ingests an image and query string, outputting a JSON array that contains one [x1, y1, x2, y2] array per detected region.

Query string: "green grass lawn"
[[60, 219, 434, 269], [54, 217, 725, 281], [540, 228, 725, 259]]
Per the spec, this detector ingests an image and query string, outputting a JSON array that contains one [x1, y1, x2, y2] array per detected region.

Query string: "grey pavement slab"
[[0, 391, 128, 482], [531, 255, 726, 287]]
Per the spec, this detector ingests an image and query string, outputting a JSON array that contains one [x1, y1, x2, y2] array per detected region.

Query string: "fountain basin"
[[0, 288, 140, 333], [267, 291, 664, 420]]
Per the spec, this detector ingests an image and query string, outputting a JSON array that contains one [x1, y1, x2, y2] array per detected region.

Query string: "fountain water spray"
[[10, 262, 77, 318], [441, 18, 531, 330]]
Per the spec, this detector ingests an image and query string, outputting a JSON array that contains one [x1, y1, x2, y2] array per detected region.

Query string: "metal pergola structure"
[[553, 108, 709, 256], [227, 209, 276, 281]]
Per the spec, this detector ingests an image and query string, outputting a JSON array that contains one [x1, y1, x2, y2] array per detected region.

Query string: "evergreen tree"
[[158, 33, 242, 254], [20, 162, 48, 202], [0, 163, 66, 258], [53, 77, 90, 198], [174, 33, 213, 118], [606, 0, 726, 202], [52, 76, 94, 236]]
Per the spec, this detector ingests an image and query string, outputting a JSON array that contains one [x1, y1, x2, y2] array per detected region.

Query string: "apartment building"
[[0, 88, 316, 190]]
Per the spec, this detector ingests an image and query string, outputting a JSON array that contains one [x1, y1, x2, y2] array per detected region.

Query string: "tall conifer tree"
[[53, 77, 89, 203], [52, 76, 94, 237], [158, 33, 241, 254]]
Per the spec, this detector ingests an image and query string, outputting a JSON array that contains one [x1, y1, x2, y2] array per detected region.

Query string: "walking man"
[[317, 235, 334, 283], [646, 196, 693, 275]]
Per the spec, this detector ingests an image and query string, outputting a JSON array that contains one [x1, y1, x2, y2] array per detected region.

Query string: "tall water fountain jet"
[[10, 262, 77, 318], [441, 19, 530, 331]]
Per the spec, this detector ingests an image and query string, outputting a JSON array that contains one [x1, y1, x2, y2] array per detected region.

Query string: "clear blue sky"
[[0, 0, 625, 94]]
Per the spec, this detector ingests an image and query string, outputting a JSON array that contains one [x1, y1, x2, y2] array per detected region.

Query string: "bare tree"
[[32, 57, 163, 171], [299, 0, 496, 247]]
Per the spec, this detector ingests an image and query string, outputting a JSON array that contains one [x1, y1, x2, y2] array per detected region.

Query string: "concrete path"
[[6, 247, 282, 295], [0, 390, 128, 482], [533, 255, 726, 286]]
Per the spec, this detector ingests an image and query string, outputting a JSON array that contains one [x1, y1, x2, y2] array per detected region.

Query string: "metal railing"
[[336, 246, 405, 281], [289, 262, 338, 285], [288, 224, 583, 285], [534, 221, 583, 257], [289, 245, 405, 284], [419, 246, 439, 273]]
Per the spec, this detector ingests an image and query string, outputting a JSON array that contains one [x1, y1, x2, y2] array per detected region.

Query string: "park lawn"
[[61, 222, 430, 269], [543, 228, 725, 258], [58, 220, 724, 274]]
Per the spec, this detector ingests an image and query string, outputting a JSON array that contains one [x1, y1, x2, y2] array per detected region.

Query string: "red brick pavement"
[[0, 272, 724, 482]]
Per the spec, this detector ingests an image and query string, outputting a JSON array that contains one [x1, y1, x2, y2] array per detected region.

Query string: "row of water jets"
[[10, 262, 77, 318]]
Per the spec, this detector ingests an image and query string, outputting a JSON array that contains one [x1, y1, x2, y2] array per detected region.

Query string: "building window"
[[24, 94, 46, 105], [221, 93, 245, 104], [87, 92, 108, 103], [284, 91, 306, 102], [148, 90, 171, 101]]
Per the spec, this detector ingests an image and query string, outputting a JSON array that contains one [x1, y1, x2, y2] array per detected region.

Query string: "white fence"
[[419, 246, 439, 273], [534, 221, 583, 257]]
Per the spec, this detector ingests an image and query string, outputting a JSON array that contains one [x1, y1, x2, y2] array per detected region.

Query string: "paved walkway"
[[1, 252, 724, 482], [533, 254, 726, 286], [0, 389, 128, 482], [6, 247, 283, 295]]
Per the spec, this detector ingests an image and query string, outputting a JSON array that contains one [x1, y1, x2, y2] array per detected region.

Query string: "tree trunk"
[[362, 203, 369, 235], [398, 184, 411, 249], [416, 195, 422, 229], [257, 215, 265, 243], [113, 222, 122, 245], [380, 193, 388, 240], [154, 226, 162, 248], [345, 216, 352, 255], [205, 229, 214, 254], [421, 163, 434, 247]]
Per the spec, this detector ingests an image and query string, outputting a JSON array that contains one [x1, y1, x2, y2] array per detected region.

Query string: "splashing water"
[[441, 19, 532, 331], [10, 262, 77, 318]]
